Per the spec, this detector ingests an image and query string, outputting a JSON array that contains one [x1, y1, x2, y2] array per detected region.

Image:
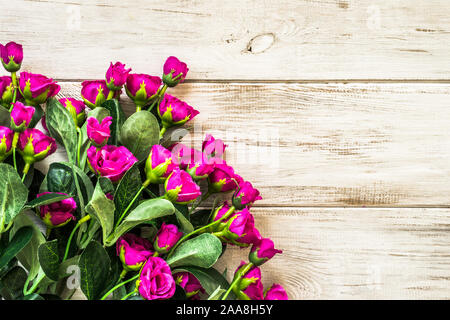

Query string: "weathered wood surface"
[[1, 0, 450, 80]]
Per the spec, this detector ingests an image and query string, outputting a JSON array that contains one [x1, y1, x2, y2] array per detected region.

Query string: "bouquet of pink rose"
[[0, 41, 288, 301]]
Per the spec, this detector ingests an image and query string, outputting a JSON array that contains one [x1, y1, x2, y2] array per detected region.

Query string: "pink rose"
[[86, 116, 112, 147], [202, 134, 227, 158], [208, 163, 243, 193], [249, 238, 282, 266], [0, 41, 23, 72], [87, 145, 138, 183], [144, 144, 178, 184], [36, 192, 77, 228], [0, 126, 14, 161], [158, 94, 199, 129], [10, 101, 35, 131], [125, 73, 161, 108], [234, 261, 264, 300], [59, 98, 86, 127], [164, 169, 202, 204], [153, 223, 183, 254], [264, 284, 288, 300], [116, 233, 153, 271], [162, 56, 189, 87], [17, 128, 57, 168], [175, 272, 205, 300], [232, 180, 262, 209], [19, 72, 60, 106], [106, 62, 131, 90], [137, 257, 176, 300], [81, 80, 110, 108], [0, 76, 14, 106]]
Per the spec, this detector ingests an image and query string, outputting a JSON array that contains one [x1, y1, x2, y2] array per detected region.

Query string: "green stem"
[[100, 274, 139, 300], [159, 126, 167, 139], [119, 269, 128, 281], [135, 104, 142, 112], [121, 290, 137, 300], [62, 215, 91, 262], [76, 127, 82, 167], [12, 147, 17, 171], [167, 206, 236, 258], [107, 90, 115, 100], [24, 272, 46, 296], [114, 184, 147, 229], [221, 263, 253, 300], [9, 72, 18, 111]]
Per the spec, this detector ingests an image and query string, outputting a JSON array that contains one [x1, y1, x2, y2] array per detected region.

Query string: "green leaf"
[[105, 198, 175, 246], [18, 293, 44, 300], [0, 226, 33, 269], [24, 193, 71, 210], [46, 162, 76, 196], [79, 241, 110, 300], [85, 178, 115, 244], [174, 204, 194, 233], [28, 104, 43, 129], [172, 266, 231, 296], [0, 106, 10, 127], [166, 234, 223, 269], [0, 266, 27, 299], [207, 286, 225, 300], [113, 164, 142, 224], [45, 98, 78, 164], [58, 255, 80, 279], [119, 111, 159, 160], [38, 240, 60, 281], [0, 163, 28, 228], [102, 99, 125, 145]]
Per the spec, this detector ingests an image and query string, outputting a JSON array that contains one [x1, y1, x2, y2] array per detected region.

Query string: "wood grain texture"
[[216, 207, 450, 299], [38, 81, 450, 207], [1, 0, 450, 80]]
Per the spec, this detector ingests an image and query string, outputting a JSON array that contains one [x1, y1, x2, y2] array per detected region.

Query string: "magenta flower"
[[202, 134, 227, 158], [19, 72, 60, 106], [125, 73, 161, 108], [224, 208, 261, 246], [185, 149, 215, 180], [0, 126, 14, 161], [153, 223, 183, 254], [80, 80, 110, 108], [137, 257, 176, 300], [17, 128, 57, 170], [162, 56, 189, 87], [169, 143, 197, 169], [106, 62, 131, 90], [0, 76, 14, 106], [234, 261, 264, 300], [59, 98, 86, 127], [116, 233, 153, 271], [158, 94, 199, 129], [175, 272, 205, 300], [264, 284, 288, 300], [87, 145, 137, 183], [0, 41, 23, 72], [10, 101, 35, 132], [144, 145, 178, 184], [208, 163, 243, 193], [86, 116, 112, 147], [164, 169, 202, 204], [36, 192, 77, 228], [249, 238, 282, 266], [232, 180, 262, 209]]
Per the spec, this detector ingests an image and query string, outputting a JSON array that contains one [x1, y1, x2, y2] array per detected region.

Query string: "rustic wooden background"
[[1, 0, 450, 299]]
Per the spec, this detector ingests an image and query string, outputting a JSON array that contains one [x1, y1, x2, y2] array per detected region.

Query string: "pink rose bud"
[[17, 128, 57, 171], [0, 76, 14, 107], [158, 94, 199, 129], [106, 62, 131, 91], [86, 116, 112, 147], [164, 169, 202, 204], [232, 180, 262, 209], [59, 98, 86, 127], [249, 238, 283, 266], [10, 101, 35, 132], [87, 145, 138, 183], [19, 72, 60, 106], [137, 256, 176, 300], [220, 208, 261, 247], [233, 261, 264, 300], [0, 41, 23, 72], [116, 233, 154, 271], [162, 56, 189, 87], [80, 80, 110, 109], [0, 126, 14, 161], [125, 73, 161, 108], [264, 284, 288, 300], [208, 163, 243, 193], [36, 192, 77, 228], [175, 272, 205, 300], [153, 223, 183, 254], [202, 134, 227, 158], [144, 145, 178, 184]]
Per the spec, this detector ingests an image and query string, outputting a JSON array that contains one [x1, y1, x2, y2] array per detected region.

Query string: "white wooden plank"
[[1, 0, 450, 80], [39, 81, 450, 207]]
